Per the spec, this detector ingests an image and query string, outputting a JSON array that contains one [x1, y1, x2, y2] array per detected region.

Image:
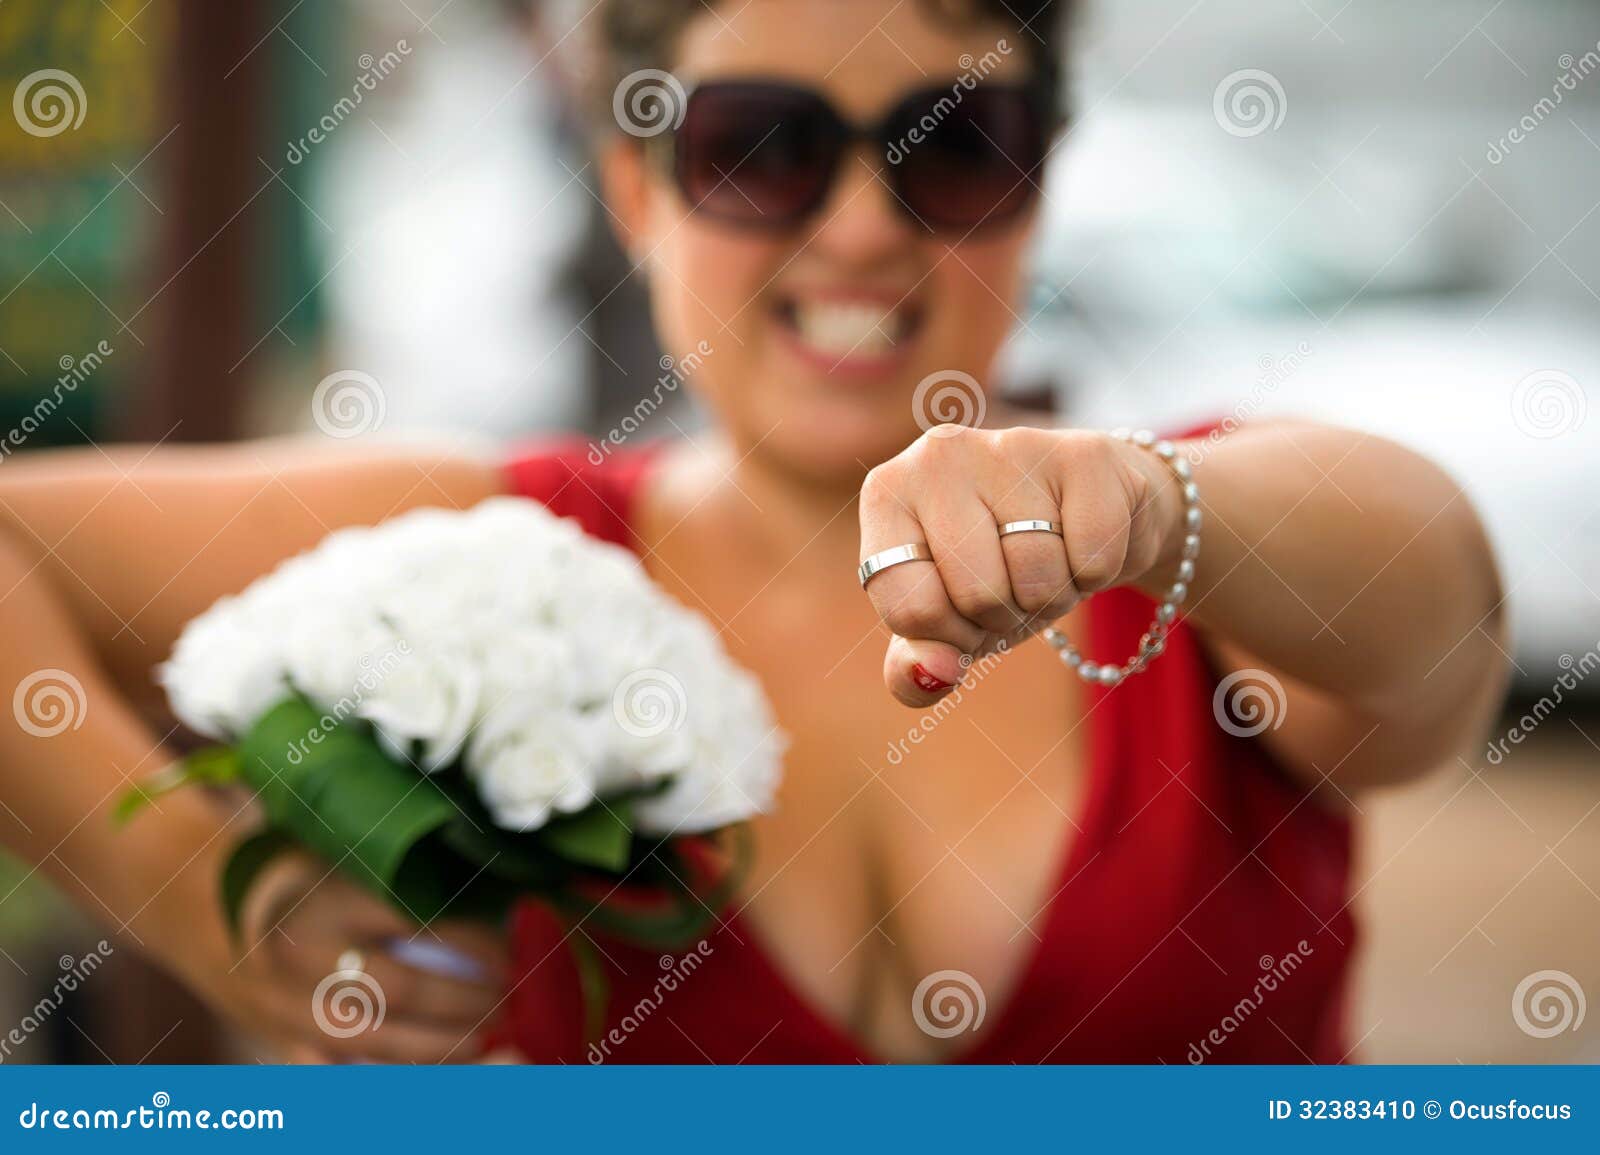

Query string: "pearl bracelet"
[[1040, 428, 1200, 686]]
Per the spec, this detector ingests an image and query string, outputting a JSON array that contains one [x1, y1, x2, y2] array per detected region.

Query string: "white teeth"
[[789, 302, 905, 356]]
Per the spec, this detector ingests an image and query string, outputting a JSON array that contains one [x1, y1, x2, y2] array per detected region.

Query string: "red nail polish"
[[911, 664, 955, 693]]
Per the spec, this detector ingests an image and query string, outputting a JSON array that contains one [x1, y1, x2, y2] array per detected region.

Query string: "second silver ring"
[[996, 519, 1063, 538]]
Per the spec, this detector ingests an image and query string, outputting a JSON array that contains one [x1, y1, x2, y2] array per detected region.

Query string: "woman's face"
[[603, 0, 1041, 485]]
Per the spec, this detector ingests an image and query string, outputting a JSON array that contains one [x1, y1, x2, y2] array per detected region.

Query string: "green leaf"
[[538, 803, 633, 873], [220, 828, 295, 938], [568, 931, 610, 1044], [113, 746, 241, 826], [236, 699, 460, 918]]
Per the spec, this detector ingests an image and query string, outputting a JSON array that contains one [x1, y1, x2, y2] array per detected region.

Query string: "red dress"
[[498, 441, 1356, 1064]]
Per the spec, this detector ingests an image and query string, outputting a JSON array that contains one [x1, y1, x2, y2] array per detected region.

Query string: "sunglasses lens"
[[892, 88, 1045, 230], [677, 86, 838, 226]]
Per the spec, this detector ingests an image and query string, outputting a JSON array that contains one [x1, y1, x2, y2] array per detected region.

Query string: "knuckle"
[[942, 580, 996, 624], [883, 598, 950, 640], [1071, 542, 1123, 593], [1125, 529, 1162, 582], [1011, 572, 1067, 615], [860, 463, 901, 504]]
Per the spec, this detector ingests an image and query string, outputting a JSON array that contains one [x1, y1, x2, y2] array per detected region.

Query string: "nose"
[[805, 147, 922, 265]]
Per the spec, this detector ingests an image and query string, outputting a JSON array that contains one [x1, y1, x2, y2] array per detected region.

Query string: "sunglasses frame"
[[653, 76, 1057, 236]]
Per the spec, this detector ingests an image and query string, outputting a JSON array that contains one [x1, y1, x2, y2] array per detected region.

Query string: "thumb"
[[883, 634, 971, 706]]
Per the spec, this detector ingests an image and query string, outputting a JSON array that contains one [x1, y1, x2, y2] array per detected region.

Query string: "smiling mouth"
[[774, 297, 927, 364]]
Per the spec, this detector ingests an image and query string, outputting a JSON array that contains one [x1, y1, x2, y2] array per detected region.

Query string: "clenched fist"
[[858, 425, 1185, 704]]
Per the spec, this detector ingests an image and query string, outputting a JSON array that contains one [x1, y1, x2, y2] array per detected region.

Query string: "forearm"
[[0, 526, 233, 959], [1141, 421, 1507, 780]]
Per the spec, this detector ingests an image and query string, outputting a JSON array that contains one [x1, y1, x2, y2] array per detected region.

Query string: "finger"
[[884, 635, 969, 706], [388, 923, 511, 988], [276, 961, 497, 1063], [990, 507, 1076, 629], [276, 1041, 335, 1064], [312, 1014, 491, 1065], [859, 466, 987, 656], [353, 948, 505, 1027], [282, 929, 503, 1029], [1061, 464, 1134, 596], [922, 489, 1029, 639], [271, 879, 416, 969]]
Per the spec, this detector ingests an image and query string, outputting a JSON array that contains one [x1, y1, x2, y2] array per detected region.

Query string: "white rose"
[[356, 642, 483, 772], [161, 497, 787, 834], [467, 701, 609, 830]]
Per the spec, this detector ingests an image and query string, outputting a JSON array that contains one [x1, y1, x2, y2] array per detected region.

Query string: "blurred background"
[[0, 0, 1595, 1062]]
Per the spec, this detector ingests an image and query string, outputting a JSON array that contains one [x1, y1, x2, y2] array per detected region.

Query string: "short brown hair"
[[591, 0, 1075, 131]]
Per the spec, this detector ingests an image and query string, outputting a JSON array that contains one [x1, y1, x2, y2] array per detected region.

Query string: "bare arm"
[[0, 439, 508, 1059], [1143, 420, 1508, 793], [860, 419, 1507, 796]]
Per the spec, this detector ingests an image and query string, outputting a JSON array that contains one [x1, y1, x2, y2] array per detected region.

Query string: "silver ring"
[[336, 948, 367, 975], [858, 542, 933, 588], [997, 519, 1063, 538]]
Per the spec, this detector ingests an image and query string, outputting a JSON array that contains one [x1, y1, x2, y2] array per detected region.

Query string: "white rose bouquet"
[[119, 498, 785, 1020]]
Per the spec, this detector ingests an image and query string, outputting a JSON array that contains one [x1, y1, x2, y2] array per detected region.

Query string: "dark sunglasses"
[[658, 79, 1052, 234]]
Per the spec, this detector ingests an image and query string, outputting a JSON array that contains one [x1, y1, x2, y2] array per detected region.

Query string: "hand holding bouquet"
[[121, 498, 785, 1034]]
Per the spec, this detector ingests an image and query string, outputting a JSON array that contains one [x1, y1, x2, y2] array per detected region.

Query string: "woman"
[[0, 0, 1505, 1064]]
